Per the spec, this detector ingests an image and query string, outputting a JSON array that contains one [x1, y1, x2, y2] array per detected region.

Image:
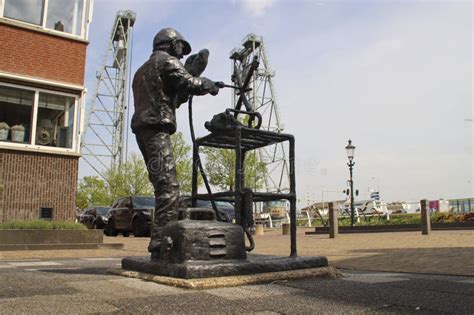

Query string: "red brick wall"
[[0, 149, 78, 222], [0, 23, 87, 86]]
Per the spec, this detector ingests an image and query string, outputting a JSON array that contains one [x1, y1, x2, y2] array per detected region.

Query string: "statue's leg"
[[144, 132, 179, 257]]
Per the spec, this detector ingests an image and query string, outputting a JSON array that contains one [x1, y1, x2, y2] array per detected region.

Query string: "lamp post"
[[345, 139, 356, 226]]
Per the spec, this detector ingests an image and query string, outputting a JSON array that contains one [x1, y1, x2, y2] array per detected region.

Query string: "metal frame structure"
[[81, 10, 135, 177], [192, 123, 298, 257], [229, 34, 290, 194]]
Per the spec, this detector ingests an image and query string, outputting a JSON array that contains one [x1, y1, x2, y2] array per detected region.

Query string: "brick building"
[[0, 0, 94, 222]]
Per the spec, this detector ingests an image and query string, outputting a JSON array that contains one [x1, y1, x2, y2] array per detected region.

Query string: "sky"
[[80, 0, 473, 206]]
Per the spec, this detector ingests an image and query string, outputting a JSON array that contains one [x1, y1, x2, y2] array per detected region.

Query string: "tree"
[[104, 153, 153, 202], [171, 132, 199, 193], [76, 176, 110, 209], [201, 147, 266, 191], [77, 132, 197, 209]]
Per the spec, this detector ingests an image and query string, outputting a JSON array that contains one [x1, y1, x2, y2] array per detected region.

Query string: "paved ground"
[[1, 228, 474, 313], [1, 228, 474, 276], [1, 257, 474, 314]]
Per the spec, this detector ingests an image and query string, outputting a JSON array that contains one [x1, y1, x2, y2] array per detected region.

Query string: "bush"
[[334, 214, 421, 226], [312, 212, 474, 227], [0, 220, 87, 230]]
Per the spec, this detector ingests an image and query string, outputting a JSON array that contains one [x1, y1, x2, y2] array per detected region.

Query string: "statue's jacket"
[[131, 50, 214, 135]]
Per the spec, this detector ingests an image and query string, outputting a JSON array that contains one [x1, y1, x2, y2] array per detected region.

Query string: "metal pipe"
[[289, 136, 297, 257]]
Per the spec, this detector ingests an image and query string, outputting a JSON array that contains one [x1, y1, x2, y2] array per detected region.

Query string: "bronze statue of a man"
[[131, 28, 220, 260]]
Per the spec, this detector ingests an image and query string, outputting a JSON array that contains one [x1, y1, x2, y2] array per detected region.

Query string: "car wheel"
[[105, 221, 118, 237], [92, 221, 98, 229], [122, 232, 130, 237], [133, 217, 147, 237]]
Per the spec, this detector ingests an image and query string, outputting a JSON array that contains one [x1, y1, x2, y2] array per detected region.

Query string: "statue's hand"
[[185, 49, 209, 77], [209, 83, 219, 96], [202, 78, 219, 96], [215, 81, 225, 89]]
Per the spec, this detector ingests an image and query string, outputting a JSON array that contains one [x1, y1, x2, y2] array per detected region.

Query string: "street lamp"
[[345, 139, 356, 226]]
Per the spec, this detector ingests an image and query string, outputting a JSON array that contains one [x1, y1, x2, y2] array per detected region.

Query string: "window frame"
[[0, 82, 80, 154], [0, 0, 93, 41]]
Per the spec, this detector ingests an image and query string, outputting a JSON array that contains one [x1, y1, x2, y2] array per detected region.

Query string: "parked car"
[[78, 206, 111, 229], [178, 196, 235, 222], [105, 196, 154, 237]]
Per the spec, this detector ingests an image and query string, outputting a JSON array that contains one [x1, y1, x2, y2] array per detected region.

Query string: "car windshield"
[[132, 196, 155, 208], [96, 207, 110, 215]]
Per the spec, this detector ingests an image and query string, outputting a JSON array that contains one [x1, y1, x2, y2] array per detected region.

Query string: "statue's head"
[[153, 28, 191, 59]]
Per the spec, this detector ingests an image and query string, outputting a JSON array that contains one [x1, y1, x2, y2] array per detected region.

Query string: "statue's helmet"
[[153, 28, 191, 55]]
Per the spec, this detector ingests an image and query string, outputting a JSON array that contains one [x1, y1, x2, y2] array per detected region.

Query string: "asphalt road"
[[0, 258, 473, 314]]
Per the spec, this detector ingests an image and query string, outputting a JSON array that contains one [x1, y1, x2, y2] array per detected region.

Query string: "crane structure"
[[81, 10, 136, 178], [229, 34, 290, 194]]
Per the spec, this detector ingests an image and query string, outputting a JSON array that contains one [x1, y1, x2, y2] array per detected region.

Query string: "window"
[[0, 86, 34, 144], [40, 207, 53, 220], [3, 0, 44, 26], [45, 0, 84, 36], [2, 0, 91, 39], [0, 83, 80, 152], [36, 92, 75, 148]]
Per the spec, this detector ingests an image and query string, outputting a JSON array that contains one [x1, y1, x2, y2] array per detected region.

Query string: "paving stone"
[[7, 261, 62, 267], [0, 293, 119, 314], [343, 272, 410, 284], [68, 278, 186, 299], [108, 292, 253, 314], [2, 230, 474, 277], [0, 271, 78, 299], [205, 286, 271, 300]]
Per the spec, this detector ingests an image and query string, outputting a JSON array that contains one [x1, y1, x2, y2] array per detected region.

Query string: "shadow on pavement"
[[37, 267, 111, 275], [331, 247, 474, 276]]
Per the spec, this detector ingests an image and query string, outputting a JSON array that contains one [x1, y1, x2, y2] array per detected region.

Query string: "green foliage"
[[336, 214, 421, 226], [104, 153, 153, 203], [76, 132, 195, 209], [201, 147, 266, 191], [171, 132, 201, 193], [105, 153, 153, 202], [307, 212, 474, 228], [0, 220, 86, 230], [76, 176, 110, 210]]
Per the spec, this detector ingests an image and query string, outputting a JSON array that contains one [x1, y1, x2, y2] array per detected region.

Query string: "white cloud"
[[81, 1, 472, 202], [241, 0, 276, 17]]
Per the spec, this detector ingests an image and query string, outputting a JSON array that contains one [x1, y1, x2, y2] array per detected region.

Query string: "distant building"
[[448, 198, 474, 213], [0, 0, 94, 222]]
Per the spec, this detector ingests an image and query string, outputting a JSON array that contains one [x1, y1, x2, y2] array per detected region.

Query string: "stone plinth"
[[122, 254, 328, 279]]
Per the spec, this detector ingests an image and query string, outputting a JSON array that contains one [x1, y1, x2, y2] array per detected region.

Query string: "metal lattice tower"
[[81, 10, 136, 178], [230, 34, 290, 193]]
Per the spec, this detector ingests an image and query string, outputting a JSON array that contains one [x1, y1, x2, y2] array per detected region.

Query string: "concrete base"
[[111, 265, 338, 289], [0, 243, 123, 251], [0, 229, 104, 244], [122, 254, 328, 279]]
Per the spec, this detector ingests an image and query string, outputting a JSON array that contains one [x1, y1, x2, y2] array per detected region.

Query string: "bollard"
[[254, 224, 264, 235], [420, 199, 431, 235], [329, 202, 338, 238], [282, 223, 290, 235]]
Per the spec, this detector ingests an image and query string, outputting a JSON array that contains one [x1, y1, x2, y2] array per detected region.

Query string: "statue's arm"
[[163, 57, 216, 96]]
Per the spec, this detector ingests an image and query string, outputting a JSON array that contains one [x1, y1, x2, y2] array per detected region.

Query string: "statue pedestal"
[[122, 254, 328, 279]]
